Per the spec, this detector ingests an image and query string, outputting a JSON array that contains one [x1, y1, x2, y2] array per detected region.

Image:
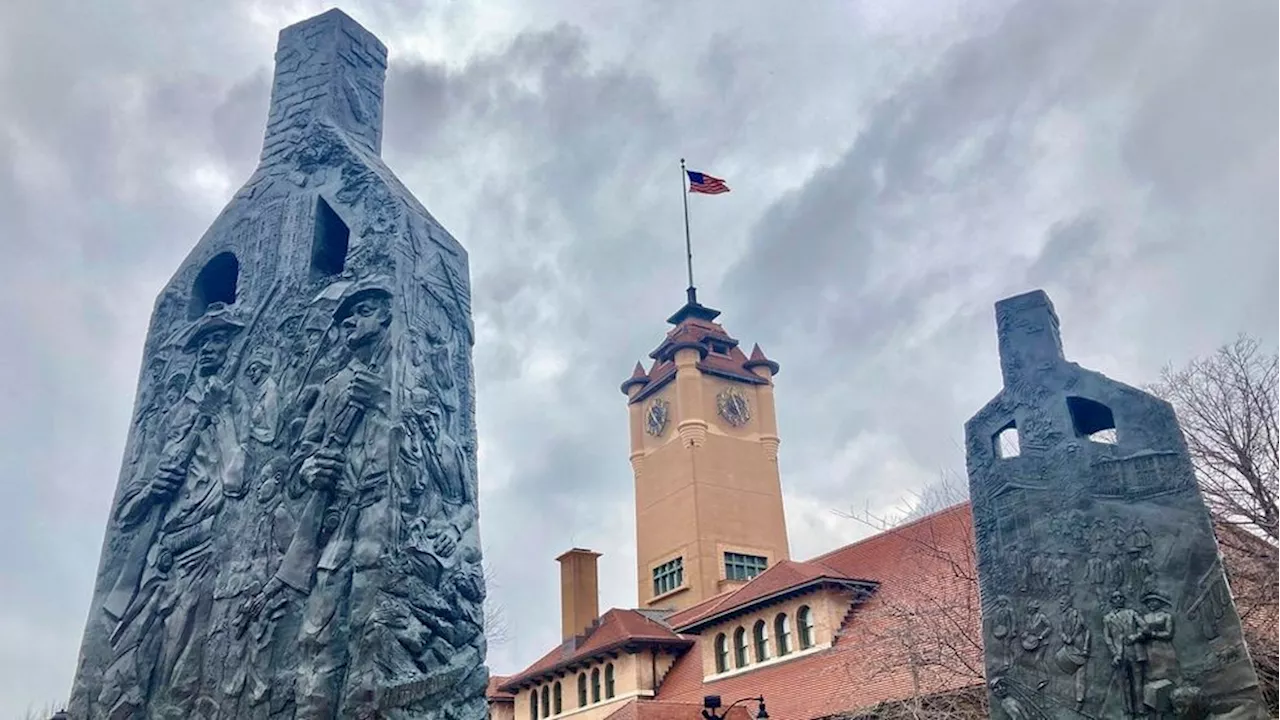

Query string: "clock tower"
[[621, 289, 790, 610]]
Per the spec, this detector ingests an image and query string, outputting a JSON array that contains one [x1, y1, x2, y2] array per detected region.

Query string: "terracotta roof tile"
[[500, 609, 694, 691], [655, 504, 984, 719], [486, 675, 515, 701], [629, 312, 771, 404], [668, 559, 874, 632]]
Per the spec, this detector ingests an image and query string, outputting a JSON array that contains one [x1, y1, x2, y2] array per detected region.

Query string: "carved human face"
[[246, 361, 270, 385], [1110, 591, 1125, 608], [421, 410, 440, 441], [196, 329, 233, 376], [1059, 596, 1070, 612], [342, 298, 391, 349]]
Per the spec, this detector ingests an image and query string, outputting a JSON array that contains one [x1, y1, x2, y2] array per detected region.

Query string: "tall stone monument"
[[68, 10, 488, 719], [966, 290, 1266, 719]]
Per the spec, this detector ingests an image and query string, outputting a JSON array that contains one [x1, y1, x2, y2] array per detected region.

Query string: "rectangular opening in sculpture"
[[311, 196, 350, 277]]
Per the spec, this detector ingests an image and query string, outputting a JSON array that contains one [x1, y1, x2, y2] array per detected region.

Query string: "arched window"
[[775, 613, 792, 656], [530, 687, 538, 719], [605, 663, 615, 698], [189, 251, 239, 319], [753, 619, 770, 662], [714, 633, 730, 673], [577, 674, 587, 707], [553, 681, 562, 714], [798, 605, 815, 649], [733, 626, 749, 668], [541, 686, 550, 717], [590, 668, 601, 703]]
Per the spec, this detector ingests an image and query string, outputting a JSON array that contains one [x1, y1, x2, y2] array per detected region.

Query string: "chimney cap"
[[556, 548, 602, 562]]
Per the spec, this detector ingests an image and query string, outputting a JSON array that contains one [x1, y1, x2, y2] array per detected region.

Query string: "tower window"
[[725, 552, 767, 581], [604, 663, 615, 698], [553, 682, 562, 714], [714, 633, 729, 673], [311, 196, 350, 277], [653, 557, 684, 596], [189, 251, 239, 319], [590, 668, 601, 703], [530, 687, 538, 719], [1067, 396, 1118, 444], [541, 686, 550, 717], [577, 673, 587, 707], [733, 627, 749, 668], [994, 421, 1021, 458]]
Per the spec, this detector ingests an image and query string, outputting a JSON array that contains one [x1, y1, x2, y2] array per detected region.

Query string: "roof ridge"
[[808, 501, 971, 564]]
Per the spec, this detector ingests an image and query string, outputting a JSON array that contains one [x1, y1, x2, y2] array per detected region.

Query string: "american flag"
[[686, 170, 730, 195]]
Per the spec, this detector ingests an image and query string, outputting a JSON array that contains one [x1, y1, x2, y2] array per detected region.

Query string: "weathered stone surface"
[[67, 9, 487, 719], [967, 290, 1266, 719]]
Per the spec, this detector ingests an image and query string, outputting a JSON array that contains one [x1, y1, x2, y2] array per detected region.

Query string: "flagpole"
[[680, 158, 696, 305]]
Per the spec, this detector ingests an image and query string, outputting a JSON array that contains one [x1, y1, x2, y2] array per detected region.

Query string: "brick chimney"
[[556, 548, 602, 643]]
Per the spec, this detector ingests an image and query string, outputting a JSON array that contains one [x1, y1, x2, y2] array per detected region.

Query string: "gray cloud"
[[0, 0, 1274, 714]]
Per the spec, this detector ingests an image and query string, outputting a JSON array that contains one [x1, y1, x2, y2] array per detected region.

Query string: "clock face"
[[645, 398, 669, 437], [716, 387, 751, 428]]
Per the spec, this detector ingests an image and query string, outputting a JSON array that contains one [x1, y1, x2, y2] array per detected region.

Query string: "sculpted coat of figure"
[[98, 303, 248, 718], [242, 278, 398, 718]]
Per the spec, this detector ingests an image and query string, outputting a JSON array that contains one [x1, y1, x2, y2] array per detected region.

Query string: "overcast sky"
[[0, 0, 1275, 714]]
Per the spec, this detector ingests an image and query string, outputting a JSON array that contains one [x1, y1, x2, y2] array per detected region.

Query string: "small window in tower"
[[652, 557, 684, 596], [577, 674, 587, 707], [541, 686, 550, 717], [553, 682, 562, 714], [724, 552, 767, 581], [994, 421, 1021, 459], [311, 196, 350, 278], [604, 663, 615, 698], [1067, 396, 1118, 444], [590, 668, 601, 703], [189, 251, 239, 319], [798, 605, 815, 649], [733, 626, 749, 667]]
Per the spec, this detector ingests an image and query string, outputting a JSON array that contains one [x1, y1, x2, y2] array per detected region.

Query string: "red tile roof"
[[627, 309, 772, 404], [499, 609, 694, 692], [486, 675, 515, 702], [667, 559, 876, 633], [655, 503, 984, 719]]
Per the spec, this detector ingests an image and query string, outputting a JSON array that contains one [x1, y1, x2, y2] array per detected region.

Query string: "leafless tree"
[[483, 561, 510, 649], [833, 480, 988, 719], [1148, 334, 1279, 704]]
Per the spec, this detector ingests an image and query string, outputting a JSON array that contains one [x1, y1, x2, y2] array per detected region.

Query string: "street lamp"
[[702, 695, 769, 720]]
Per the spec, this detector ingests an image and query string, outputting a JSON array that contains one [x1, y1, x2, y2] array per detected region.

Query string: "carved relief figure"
[[990, 595, 1017, 668], [1053, 595, 1090, 709], [1139, 592, 1177, 682], [1103, 590, 1149, 718], [97, 303, 248, 718], [244, 346, 281, 446], [1020, 599, 1051, 687], [990, 677, 1032, 720], [398, 387, 476, 559], [243, 278, 397, 719]]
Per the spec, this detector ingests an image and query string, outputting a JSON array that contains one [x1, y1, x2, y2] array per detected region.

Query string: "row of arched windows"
[[530, 663, 616, 718], [713, 605, 816, 674]]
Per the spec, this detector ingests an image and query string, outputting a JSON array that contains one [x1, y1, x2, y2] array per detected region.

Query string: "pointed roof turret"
[[619, 361, 650, 395], [743, 342, 781, 376]]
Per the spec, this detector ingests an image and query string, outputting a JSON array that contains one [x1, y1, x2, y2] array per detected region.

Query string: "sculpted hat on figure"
[[69, 9, 487, 719]]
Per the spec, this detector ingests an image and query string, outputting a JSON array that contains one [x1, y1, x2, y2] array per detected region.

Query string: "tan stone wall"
[[488, 700, 515, 720], [630, 358, 790, 610], [693, 588, 855, 679], [511, 650, 663, 719]]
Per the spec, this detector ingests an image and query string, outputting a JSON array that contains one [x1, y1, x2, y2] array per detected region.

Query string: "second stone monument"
[[966, 290, 1266, 719]]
